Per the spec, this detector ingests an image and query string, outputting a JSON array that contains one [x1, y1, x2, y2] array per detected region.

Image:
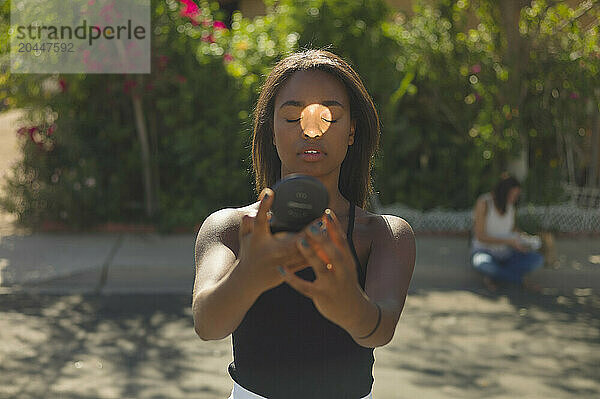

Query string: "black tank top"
[[228, 202, 374, 398]]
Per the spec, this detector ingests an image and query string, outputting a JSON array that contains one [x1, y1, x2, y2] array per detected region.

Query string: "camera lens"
[[269, 174, 329, 233]]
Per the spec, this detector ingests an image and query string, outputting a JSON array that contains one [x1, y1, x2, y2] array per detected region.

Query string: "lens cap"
[[269, 174, 329, 233]]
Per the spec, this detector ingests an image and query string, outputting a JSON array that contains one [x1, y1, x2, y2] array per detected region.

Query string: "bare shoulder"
[[477, 192, 492, 203], [474, 193, 490, 211], [358, 209, 416, 323], [194, 202, 260, 260], [358, 208, 415, 244]]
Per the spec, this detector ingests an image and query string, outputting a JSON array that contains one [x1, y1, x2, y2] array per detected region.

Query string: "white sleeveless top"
[[472, 193, 516, 257]]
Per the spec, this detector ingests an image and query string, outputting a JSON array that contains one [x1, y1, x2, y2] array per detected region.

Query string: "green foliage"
[[1, 0, 257, 232], [0, 0, 598, 232], [381, 0, 599, 208]]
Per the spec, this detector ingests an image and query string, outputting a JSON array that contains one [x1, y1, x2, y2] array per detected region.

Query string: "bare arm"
[[277, 211, 416, 349], [192, 209, 264, 340], [347, 215, 416, 348], [192, 191, 308, 340]]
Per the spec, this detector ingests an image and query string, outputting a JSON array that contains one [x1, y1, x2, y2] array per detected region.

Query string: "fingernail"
[[317, 220, 323, 228], [277, 265, 286, 276], [301, 238, 309, 247], [325, 209, 333, 220], [263, 192, 269, 200]]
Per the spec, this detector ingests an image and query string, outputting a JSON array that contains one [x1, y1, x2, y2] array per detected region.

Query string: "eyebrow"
[[279, 100, 344, 109]]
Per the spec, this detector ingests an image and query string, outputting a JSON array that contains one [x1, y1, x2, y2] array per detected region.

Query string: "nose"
[[300, 104, 332, 139]]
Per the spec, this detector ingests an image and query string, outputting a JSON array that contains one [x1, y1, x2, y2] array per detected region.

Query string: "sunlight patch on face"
[[299, 104, 333, 137]]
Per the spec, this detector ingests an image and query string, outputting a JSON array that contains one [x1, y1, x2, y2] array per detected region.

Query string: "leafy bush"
[[1, 0, 598, 232], [1, 0, 255, 232]]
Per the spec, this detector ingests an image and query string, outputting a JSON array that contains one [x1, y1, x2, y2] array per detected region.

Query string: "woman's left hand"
[[280, 209, 365, 329]]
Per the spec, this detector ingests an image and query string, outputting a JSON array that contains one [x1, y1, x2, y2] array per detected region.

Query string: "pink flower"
[[471, 64, 481, 74], [201, 34, 215, 43], [176, 75, 187, 83], [28, 127, 40, 143], [82, 50, 101, 72], [474, 93, 482, 102], [180, 0, 200, 19], [569, 92, 579, 99], [59, 79, 68, 92], [48, 124, 56, 136], [223, 53, 234, 63], [213, 20, 227, 30], [17, 127, 27, 136], [99, 1, 119, 24]]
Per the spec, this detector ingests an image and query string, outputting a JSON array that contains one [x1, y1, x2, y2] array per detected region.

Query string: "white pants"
[[228, 379, 374, 399]]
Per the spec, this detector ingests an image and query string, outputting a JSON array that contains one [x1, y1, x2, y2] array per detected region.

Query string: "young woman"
[[471, 174, 544, 292], [193, 49, 416, 398]]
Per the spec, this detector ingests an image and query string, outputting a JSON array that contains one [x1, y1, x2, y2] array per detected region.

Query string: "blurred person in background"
[[471, 173, 544, 292]]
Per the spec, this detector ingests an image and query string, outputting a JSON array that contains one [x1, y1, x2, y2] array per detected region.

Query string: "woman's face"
[[272, 70, 356, 178], [507, 186, 521, 205]]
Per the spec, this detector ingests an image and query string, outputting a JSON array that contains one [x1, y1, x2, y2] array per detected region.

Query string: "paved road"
[[0, 232, 599, 398], [1, 289, 598, 399]]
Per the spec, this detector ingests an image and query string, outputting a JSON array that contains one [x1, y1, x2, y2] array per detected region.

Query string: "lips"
[[298, 146, 326, 155], [298, 147, 326, 162]]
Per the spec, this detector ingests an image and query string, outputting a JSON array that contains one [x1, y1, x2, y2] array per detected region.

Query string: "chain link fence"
[[372, 194, 600, 234]]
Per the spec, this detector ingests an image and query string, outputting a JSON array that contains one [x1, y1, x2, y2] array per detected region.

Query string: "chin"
[[287, 167, 336, 180]]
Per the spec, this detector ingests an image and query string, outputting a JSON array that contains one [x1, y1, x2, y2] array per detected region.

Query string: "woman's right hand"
[[237, 188, 309, 292]]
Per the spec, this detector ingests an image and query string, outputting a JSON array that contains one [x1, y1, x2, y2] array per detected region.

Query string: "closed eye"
[[285, 118, 338, 123]]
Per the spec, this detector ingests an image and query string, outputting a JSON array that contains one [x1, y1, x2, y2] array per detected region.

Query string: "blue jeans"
[[471, 248, 544, 284]]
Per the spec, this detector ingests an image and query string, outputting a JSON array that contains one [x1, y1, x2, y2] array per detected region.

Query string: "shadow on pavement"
[[387, 287, 600, 398], [1, 290, 599, 398], [0, 294, 231, 399]]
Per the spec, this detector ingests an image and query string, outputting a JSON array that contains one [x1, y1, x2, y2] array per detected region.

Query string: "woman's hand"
[[279, 208, 365, 329], [238, 188, 309, 292]]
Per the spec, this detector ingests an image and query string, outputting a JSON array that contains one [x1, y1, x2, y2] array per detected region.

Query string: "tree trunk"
[[132, 76, 156, 217], [508, 136, 529, 182], [497, 0, 531, 180], [590, 109, 600, 188]]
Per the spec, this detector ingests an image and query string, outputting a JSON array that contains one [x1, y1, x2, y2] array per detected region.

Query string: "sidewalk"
[[1, 232, 598, 294]]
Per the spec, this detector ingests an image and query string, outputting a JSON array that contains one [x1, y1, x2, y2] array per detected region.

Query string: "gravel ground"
[[1, 288, 598, 399]]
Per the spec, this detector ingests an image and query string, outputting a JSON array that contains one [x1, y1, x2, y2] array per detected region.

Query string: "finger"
[[297, 235, 330, 276], [279, 265, 316, 298], [240, 215, 254, 237], [305, 221, 345, 269], [285, 262, 311, 274], [254, 188, 274, 234], [276, 246, 309, 270]]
